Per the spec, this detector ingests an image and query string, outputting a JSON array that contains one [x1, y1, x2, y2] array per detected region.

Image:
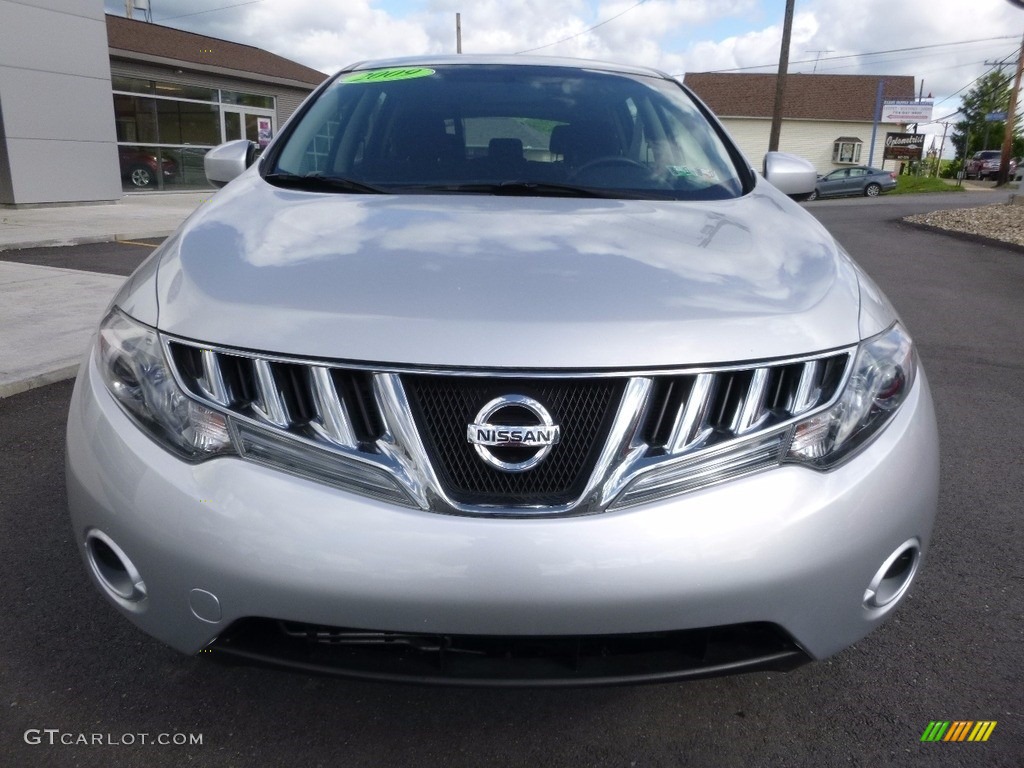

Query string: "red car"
[[118, 147, 177, 188], [965, 150, 1016, 180]]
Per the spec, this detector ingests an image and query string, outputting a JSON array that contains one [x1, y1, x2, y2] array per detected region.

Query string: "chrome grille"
[[640, 353, 848, 458], [167, 342, 382, 450], [163, 337, 852, 515]]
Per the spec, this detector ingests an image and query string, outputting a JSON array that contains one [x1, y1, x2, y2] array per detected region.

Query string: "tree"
[[951, 70, 1024, 160]]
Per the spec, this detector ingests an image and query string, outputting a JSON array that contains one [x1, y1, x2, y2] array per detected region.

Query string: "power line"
[[680, 35, 1019, 76], [810, 45, 1018, 75], [514, 0, 647, 55], [155, 0, 266, 22], [805, 49, 834, 73], [934, 46, 1020, 106]]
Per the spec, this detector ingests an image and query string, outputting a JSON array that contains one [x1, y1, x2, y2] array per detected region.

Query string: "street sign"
[[882, 100, 934, 124], [985, 111, 1008, 122], [883, 132, 925, 161]]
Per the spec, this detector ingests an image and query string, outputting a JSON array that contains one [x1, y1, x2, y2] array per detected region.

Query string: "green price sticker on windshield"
[[343, 68, 435, 84]]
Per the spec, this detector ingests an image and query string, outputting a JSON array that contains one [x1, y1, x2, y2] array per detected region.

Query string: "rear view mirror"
[[763, 152, 817, 201], [204, 140, 257, 188]]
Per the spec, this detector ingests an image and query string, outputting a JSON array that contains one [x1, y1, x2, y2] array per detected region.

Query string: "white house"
[[683, 72, 917, 175]]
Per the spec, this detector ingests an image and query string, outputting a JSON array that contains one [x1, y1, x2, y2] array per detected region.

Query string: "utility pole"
[[456, 13, 462, 54], [934, 121, 950, 177], [768, 0, 796, 152], [868, 79, 885, 167], [996, 30, 1024, 186]]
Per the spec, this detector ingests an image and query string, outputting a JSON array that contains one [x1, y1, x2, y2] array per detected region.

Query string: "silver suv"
[[66, 57, 938, 686]]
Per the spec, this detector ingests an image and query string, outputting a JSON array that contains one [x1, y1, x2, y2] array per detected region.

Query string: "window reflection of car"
[[807, 166, 897, 200], [117, 147, 177, 188]]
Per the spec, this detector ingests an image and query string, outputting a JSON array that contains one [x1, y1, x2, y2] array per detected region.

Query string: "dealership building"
[[0, 0, 327, 206]]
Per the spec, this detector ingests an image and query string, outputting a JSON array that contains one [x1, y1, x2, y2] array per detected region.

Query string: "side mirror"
[[204, 140, 257, 188], [763, 151, 817, 201]]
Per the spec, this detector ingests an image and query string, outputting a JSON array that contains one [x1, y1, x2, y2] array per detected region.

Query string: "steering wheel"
[[571, 156, 648, 177]]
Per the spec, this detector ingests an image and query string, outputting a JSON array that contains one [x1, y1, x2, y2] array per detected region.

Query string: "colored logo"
[[343, 68, 435, 84], [920, 721, 997, 742]]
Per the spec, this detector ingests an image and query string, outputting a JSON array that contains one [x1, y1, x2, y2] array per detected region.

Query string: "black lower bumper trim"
[[208, 618, 810, 687]]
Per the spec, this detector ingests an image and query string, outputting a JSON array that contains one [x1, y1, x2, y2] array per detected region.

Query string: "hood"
[[152, 172, 863, 369]]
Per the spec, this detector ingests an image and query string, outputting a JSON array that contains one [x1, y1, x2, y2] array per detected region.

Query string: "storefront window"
[[114, 95, 159, 144], [117, 144, 174, 189], [156, 100, 221, 146], [113, 76, 217, 102], [221, 90, 275, 109], [111, 75, 154, 95], [111, 78, 276, 191], [153, 82, 217, 102], [158, 147, 214, 189]]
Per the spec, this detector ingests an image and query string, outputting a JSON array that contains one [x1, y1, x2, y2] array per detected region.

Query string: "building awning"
[[834, 136, 864, 143]]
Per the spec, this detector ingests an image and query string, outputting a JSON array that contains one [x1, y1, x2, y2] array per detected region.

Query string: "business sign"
[[882, 100, 934, 124], [985, 111, 1008, 122], [257, 117, 273, 149], [883, 132, 925, 161]]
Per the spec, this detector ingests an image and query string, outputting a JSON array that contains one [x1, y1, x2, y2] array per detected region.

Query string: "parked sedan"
[[117, 146, 177, 188], [67, 56, 937, 686], [807, 166, 897, 200]]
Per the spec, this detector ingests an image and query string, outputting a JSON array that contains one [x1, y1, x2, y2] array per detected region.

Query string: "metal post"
[[456, 13, 462, 54], [867, 79, 885, 167], [959, 124, 971, 187]]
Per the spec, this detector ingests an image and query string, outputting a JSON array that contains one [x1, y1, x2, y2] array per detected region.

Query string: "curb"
[[0, 230, 174, 253], [897, 219, 1024, 255], [0, 364, 79, 400]]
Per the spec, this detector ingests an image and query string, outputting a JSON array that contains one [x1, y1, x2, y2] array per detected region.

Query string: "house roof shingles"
[[106, 14, 328, 87], [683, 72, 916, 122]]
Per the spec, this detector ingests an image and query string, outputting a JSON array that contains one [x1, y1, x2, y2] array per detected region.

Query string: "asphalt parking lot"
[[0, 193, 1021, 767]]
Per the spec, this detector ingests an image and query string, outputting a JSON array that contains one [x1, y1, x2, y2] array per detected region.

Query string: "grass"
[[890, 176, 958, 195]]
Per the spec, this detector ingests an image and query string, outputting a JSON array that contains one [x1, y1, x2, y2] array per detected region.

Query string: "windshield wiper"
[[413, 181, 618, 198], [264, 172, 387, 194]]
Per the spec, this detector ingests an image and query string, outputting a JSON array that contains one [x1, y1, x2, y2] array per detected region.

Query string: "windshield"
[[269, 64, 746, 200]]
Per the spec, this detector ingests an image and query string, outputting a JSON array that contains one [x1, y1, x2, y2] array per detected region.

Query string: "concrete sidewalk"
[[0, 191, 210, 251], [1, 192, 208, 398]]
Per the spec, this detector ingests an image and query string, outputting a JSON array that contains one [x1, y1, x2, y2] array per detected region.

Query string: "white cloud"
[[107, 0, 1024, 108]]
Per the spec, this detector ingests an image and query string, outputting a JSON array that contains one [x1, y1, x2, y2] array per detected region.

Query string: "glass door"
[[221, 107, 275, 148]]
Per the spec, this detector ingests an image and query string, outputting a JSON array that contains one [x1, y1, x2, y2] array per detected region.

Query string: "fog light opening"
[[863, 539, 920, 610], [85, 530, 147, 604]]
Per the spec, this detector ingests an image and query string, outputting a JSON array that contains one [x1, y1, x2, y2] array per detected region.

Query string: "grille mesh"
[[402, 375, 626, 506]]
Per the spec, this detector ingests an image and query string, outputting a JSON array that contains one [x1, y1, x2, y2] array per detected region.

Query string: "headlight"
[[786, 323, 916, 469], [96, 309, 233, 460]]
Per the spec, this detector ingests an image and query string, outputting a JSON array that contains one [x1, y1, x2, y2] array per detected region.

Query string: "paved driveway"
[[0, 193, 1020, 767]]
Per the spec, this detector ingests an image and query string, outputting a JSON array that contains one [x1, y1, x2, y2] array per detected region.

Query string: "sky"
[[107, 0, 1024, 135]]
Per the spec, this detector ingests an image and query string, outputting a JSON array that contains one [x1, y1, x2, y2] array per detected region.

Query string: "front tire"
[[865, 183, 881, 197], [807, 189, 819, 201]]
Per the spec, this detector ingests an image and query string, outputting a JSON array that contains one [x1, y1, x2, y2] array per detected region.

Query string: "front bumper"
[[67, 350, 939, 678]]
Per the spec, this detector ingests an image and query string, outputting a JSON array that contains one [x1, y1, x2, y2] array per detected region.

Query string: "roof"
[[106, 14, 327, 88], [683, 73, 916, 122]]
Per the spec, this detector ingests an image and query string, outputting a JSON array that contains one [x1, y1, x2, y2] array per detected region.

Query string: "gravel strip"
[[904, 202, 1024, 247]]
